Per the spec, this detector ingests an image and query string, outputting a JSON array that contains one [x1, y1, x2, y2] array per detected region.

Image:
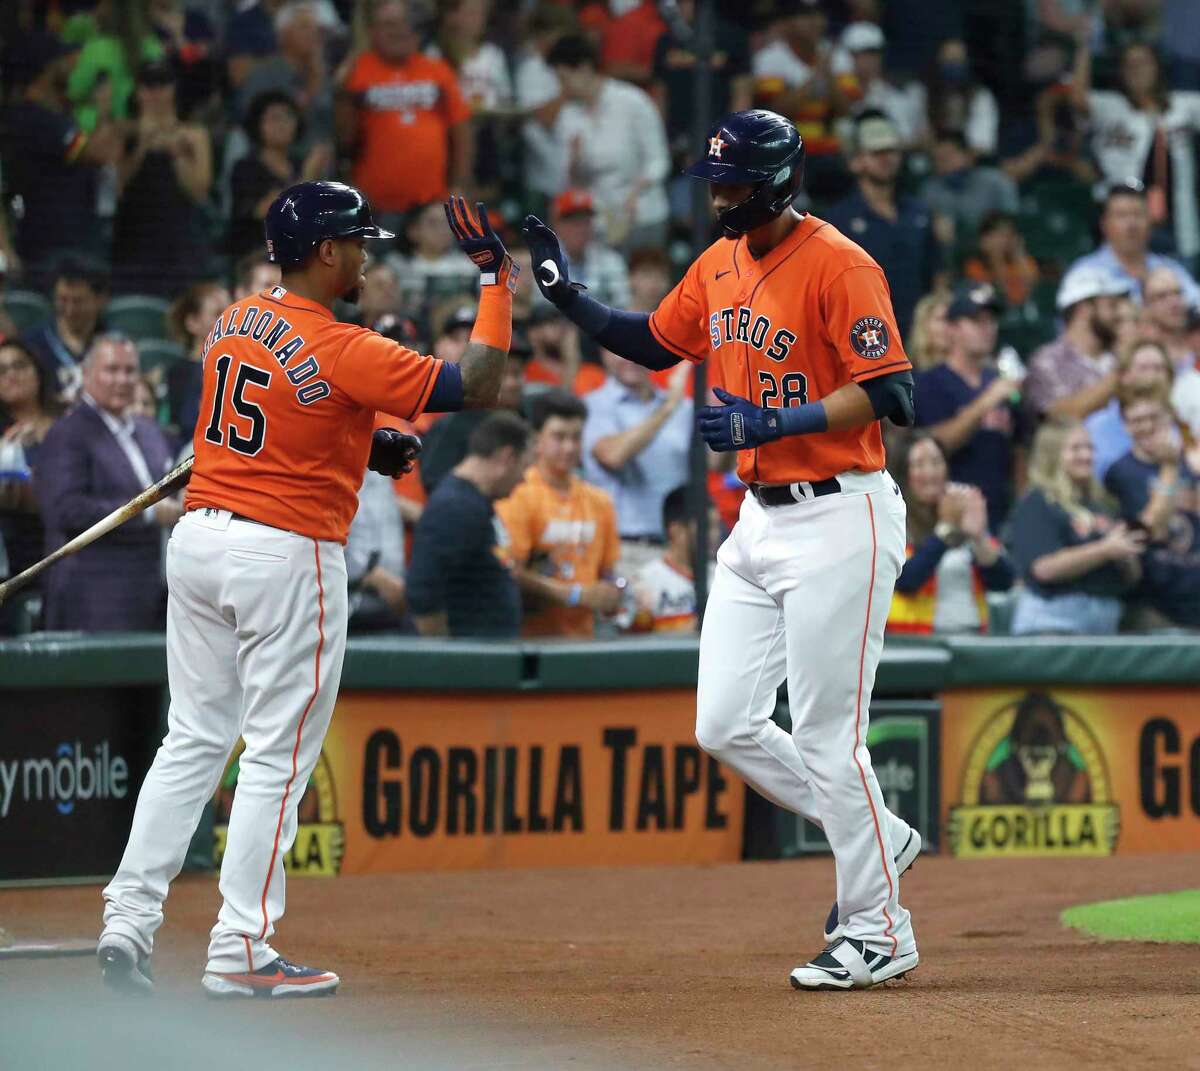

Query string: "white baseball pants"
[[101, 508, 348, 974], [696, 471, 915, 958]]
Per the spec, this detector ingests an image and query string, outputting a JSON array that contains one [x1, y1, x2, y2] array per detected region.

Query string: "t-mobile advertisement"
[[0, 689, 160, 881]]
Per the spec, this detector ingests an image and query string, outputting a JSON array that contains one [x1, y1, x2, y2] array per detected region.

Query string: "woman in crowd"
[[1008, 422, 1144, 635], [165, 280, 230, 437], [112, 60, 213, 296], [920, 38, 999, 155], [906, 291, 951, 371], [229, 89, 331, 261], [887, 433, 1013, 634], [1073, 39, 1200, 260], [0, 340, 63, 595], [1085, 337, 1174, 480]]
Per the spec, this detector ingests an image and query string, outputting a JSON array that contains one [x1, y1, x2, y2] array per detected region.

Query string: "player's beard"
[[342, 285, 361, 305]]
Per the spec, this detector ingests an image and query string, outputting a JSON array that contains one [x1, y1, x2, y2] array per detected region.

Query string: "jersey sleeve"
[[648, 259, 709, 362], [327, 328, 443, 420], [820, 265, 912, 383]]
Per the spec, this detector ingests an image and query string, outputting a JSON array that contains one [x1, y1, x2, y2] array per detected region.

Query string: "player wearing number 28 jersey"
[[524, 110, 922, 992], [98, 182, 519, 999]]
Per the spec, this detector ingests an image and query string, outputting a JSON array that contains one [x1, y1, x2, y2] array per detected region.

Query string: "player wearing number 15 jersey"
[[98, 182, 519, 999], [523, 110, 922, 991]]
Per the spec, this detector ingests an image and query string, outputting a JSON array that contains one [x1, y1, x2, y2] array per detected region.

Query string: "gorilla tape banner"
[[231, 689, 743, 875], [941, 687, 1200, 857]]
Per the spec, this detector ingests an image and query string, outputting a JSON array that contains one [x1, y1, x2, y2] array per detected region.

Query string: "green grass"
[[1062, 890, 1200, 944]]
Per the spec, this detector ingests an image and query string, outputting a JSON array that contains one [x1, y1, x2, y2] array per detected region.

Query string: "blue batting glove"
[[697, 387, 782, 452]]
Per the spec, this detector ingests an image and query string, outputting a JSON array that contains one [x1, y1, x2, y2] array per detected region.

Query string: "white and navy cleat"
[[790, 937, 918, 991]]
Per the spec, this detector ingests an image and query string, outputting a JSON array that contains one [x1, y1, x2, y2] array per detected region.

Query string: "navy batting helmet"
[[264, 181, 394, 267], [686, 110, 806, 238]]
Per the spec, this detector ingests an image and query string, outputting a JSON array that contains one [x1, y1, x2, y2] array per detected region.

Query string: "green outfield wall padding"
[[0, 635, 951, 694], [943, 635, 1200, 686], [5, 634, 1200, 695]]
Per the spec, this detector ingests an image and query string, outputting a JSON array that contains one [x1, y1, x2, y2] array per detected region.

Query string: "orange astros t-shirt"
[[344, 50, 471, 213], [185, 286, 443, 543], [649, 213, 911, 488], [495, 466, 620, 637]]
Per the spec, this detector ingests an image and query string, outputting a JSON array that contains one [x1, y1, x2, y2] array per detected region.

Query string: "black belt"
[[750, 478, 842, 507], [621, 535, 665, 546], [231, 512, 276, 529]]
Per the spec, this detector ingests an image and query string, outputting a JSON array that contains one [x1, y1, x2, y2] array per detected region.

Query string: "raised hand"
[[521, 214, 585, 307], [445, 195, 518, 291]]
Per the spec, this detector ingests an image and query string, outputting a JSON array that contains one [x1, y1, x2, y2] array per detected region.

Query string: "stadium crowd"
[[3, 0, 1200, 640]]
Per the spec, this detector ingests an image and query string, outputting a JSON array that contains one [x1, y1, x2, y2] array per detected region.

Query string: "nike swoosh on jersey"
[[715, 270, 732, 280]]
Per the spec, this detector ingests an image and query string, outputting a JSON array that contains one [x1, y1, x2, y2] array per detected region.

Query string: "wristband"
[[567, 583, 583, 608], [776, 401, 828, 437], [469, 278, 513, 352]]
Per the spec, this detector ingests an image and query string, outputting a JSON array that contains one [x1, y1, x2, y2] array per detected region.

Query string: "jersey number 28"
[[758, 370, 808, 409], [204, 355, 271, 456]]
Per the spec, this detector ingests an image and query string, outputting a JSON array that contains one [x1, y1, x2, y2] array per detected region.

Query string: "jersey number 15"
[[758, 370, 808, 409], [204, 355, 271, 456]]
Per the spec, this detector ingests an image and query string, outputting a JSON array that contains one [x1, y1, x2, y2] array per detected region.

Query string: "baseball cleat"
[[823, 827, 922, 944], [98, 935, 154, 996], [201, 956, 340, 999], [789, 937, 918, 992]]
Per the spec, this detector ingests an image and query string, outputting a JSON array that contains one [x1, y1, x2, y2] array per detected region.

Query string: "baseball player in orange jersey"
[[97, 182, 519, 998], [524, 110, 922, 991]]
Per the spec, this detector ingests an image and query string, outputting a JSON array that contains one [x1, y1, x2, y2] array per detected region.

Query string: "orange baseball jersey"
[[344, 51, 471, 213], [648, 213, 911, 487], [495, 466, 620, 637], [185, 286, 443, 543]]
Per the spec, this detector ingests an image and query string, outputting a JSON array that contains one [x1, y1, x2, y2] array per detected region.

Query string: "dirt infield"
[[2, 852, 1199, 1070]]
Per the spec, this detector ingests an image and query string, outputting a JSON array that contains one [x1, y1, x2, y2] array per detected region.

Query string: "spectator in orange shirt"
[[496, 389, 622, 636], [600, 1, 666, 87], [336, 0, 473, 216]]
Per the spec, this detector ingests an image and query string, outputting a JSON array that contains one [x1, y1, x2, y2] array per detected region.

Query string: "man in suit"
[[34, 334, 180, 631]]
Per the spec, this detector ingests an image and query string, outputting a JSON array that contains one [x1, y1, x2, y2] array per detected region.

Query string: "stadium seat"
[[106, 294, 171, 341], [3, 289, 51, 332], [1018, 179, 1097, 270], [137, 338, 185, 376]]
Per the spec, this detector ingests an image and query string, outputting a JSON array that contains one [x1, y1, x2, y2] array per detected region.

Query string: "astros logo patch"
[[850, 317, 890, 359]]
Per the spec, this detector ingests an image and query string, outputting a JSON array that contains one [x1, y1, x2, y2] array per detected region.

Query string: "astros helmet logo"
[[708, 134, 728, 159]]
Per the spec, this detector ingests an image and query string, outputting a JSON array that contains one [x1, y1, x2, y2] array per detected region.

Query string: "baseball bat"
[[0, 455, 194, 606]]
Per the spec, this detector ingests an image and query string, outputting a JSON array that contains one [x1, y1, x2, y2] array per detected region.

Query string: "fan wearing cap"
[[826, 110, 942, 337], [1024, 268, 1134, 422], [538, 189, 632, 312], [840, 23, 926, 148], [914, 282, 1021, 524], [111, 60, 213, 297]]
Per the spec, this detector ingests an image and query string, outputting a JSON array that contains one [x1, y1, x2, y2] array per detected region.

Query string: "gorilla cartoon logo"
[[979, 692, 1093, 805]]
